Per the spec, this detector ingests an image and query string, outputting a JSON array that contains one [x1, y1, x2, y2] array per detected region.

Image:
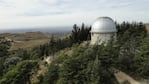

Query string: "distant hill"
[[0, 32, 50, 50], [0, 27, 71, 34], [145, 23, 149, 33], [0, 27, 72, 50], [0, 32, 48, 41]]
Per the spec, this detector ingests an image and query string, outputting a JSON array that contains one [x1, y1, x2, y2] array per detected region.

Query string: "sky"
[[0, 0, 149, 29]]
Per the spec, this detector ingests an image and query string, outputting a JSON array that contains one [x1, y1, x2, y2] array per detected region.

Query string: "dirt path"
[[31, 56, 53, 83], [114, 70, 140, 84]]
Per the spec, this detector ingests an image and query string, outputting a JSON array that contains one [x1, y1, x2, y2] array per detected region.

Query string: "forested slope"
[[0, 22, 149, 84]]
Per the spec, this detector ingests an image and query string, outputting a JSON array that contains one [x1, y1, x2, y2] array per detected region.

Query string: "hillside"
[[0, 32, 50, 50], [0, 22, 149, 84], [28, 38, 149, 84], [145, 24, 149, 33]]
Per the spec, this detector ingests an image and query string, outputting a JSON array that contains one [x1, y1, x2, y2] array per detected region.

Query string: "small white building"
[[91, 17, 117, 45]]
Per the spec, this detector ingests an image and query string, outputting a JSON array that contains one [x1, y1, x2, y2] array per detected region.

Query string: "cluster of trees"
[[12, 23, 91, 60], [0, 37, 11, 78], [0, 37, 39, 84], [37, 36, 73, 56], [6, 35, 73, 61], [15, 23, 91, 60], [0, 23, 91, 84], [134, 37, 149, 77], [40, 39, 118, 84], [116, 22, 147, 46], [70, 23, 91, 43], [39, 22, 149, 84], [0, 21, 148, 84], [0, 37, 11, 57], [115, 22, 148, 78], [0, 60, 38, 84]]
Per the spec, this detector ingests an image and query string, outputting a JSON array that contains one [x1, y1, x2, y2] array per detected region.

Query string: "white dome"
[[91, 17, 117, 33]]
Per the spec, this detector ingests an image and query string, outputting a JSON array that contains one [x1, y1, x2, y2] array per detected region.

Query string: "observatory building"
[[91, 17, 117, 45]]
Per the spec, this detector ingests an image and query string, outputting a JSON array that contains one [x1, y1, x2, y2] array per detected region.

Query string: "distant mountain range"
[[0, 27, 72, 34], [1, 24, 149, 34]]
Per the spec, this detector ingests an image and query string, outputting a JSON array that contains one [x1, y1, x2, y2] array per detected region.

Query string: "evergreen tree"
[[71, 23, 91, 43], [0, 60, 38, 84], [134, 37, 149, 77], [0, 37, 11, 57]]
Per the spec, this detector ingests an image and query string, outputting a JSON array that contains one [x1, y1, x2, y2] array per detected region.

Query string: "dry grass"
[[11, 39, 49, 50], [145, 24, 149, 33], [0, 32, 48, 41], [0, 32, 50, 50]]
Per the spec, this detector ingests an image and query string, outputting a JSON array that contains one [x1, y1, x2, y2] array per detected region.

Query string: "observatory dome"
[[91, 17, 117, 33]]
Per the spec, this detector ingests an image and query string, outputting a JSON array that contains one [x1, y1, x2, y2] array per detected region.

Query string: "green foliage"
[[71, 23, 91, 43], [3, 57, 22, 71], [40, 21, 148, 84], [0, 21, 148, 83], [0, 37, 11, 57], [30, 35, 73, 59], [0, 58, 5, 78], [30, 46, 43, 59], [115, 22, 148, 73], [11, 49, 30, 60], [116, 22, 147, 46], [134, 37, 149, 77], [41, 43, 117, 84], [0, 37, 11, 78], [0, 60, 38, 84], [42, 63, 59, 84], [41, 54, 69, 84]]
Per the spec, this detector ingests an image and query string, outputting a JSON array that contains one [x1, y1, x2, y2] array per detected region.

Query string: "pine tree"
[[0, 37, 11, 57], [134, 37, 149, 77]]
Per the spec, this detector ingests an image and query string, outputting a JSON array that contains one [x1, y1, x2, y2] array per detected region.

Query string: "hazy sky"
[[0, 0, 149, 29]]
